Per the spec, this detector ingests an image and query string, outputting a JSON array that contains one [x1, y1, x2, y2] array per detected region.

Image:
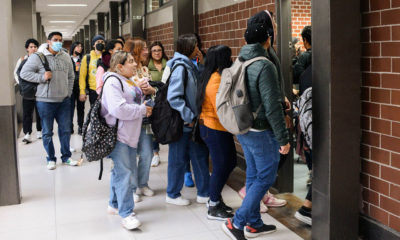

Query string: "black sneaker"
[[207, 199, 233, 212], [295, 206, 312, 226], [244, 223, 277, 238], [222, 218, 247, 240], [207, 203, 234, 221]]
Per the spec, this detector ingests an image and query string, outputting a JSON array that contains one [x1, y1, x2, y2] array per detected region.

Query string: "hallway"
[[0, 129, 302, 240]]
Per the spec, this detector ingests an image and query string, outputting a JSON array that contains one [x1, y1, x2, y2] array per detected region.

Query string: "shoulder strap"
[[243, 56, 270, 68], [35, 52, 51, 71], [168, 63, 188, 88], [100, 75, 125, 99]]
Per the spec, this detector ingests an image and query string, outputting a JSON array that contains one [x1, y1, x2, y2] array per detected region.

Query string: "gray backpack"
[[216, 56, 268, 135], [295, 87, 312, 149]]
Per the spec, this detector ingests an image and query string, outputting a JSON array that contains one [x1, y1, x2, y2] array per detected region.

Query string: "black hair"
[[47, 32, 63, 40], [193, 33, 206, 56], [176, 34, 197, 58], [106, 40, 124, 53], [116, 36, 125, 44], [70, 41, 83, 56], [301, 25, 312, 45], [149, 41, 169, 61], [25, 38, 39, 49], [196, 45, 232, 112]]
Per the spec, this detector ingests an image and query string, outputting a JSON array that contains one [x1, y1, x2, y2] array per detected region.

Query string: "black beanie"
[[245, 11, 274, 44]]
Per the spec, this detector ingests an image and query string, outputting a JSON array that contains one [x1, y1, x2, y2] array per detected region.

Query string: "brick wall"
[[198, 0, 275, 58], [291, 0, 311, 50], [361, 0, 400, 232], [146, 22, 174, 58]]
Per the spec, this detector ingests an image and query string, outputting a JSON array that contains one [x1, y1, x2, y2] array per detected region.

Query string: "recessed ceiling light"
[[47, 4, 88, 7], [49, 21, 76, 23], [47, 14, 80, 17]]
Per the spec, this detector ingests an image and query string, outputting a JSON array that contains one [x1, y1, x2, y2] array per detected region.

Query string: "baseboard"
[[359, 214, 400, 240]]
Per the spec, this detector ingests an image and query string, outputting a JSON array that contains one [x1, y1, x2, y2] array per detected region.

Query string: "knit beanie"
[[244, 11, 274, 44], [92, 35, 105, 46]]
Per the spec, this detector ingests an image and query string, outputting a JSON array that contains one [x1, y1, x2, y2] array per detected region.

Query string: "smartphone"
[[145, 99, 155, 107]]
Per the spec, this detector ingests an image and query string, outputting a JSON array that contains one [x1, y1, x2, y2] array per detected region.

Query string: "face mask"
[[96, 43, 104, 51], [74, 51, 80, 55], [51, 41, 63, 52]]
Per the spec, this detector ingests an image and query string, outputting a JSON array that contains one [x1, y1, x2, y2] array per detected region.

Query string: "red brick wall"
[[361, 0, 400, 232], [198, 0, 275, 58], [291, 0, 311, 50], [146, 22, 174, 58]]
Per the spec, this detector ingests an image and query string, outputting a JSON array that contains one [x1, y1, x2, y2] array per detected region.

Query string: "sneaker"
[[139, 187, 154, 197], [22, 133, 32, 144], [134, 194, 142, 203], [121, 214, 141, 230], [36, 131, 42, 139], [197, 196, 209, 204], [166, 196, 190, 206], [207, 203, 234, 221], [184, 172, 195, 187], [207, 199, 233, 212], [260, 201, 268, 213], [63, 159, 79, 166], [238, 186, 246, 199], [222, 218, 247, 240], [295, 206, 312, 226], [262, 192, 287, 207], [244, 223, 277, 238], [47, 161, 56, 170], [151, 155, 160, 167], [70, 147, 76, 152], [107, 205, 119, 215]]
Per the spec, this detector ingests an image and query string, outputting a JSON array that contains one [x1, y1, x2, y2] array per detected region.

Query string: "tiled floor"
[[0, 128, 303, 240]]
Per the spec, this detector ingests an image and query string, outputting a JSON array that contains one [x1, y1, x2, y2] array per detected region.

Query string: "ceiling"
[[37, 0, 122, 39]]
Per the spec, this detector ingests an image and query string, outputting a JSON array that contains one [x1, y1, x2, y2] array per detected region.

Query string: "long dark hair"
[[149, 41, 169, 61], [196, 45, 232, 112], [70, 41, 83, 57]]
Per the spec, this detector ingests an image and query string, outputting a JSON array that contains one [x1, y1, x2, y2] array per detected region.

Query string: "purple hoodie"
[[100, 72, 146, 148]]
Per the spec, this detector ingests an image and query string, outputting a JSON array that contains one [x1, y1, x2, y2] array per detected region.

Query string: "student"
[[79, 35, 105, 106], [147, 41, 168, 167], [124, 38, 157, 203], [20, 32, 78, 170], [101, 51, 152, 230], [96, 39, 124, 94], [197, 45, 236, 220], [165, 34, 210, 206], [222, 12, 290, 240], [69, 41, 84, 135], [15, 38, 42, 143]]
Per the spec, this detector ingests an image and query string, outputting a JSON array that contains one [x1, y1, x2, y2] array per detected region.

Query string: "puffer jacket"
[[239, 43, 289, 146]]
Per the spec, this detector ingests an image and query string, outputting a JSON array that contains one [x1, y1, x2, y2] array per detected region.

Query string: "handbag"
[[191, 117, 205, 145]]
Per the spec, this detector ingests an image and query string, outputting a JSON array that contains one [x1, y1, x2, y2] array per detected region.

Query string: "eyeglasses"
[[151, 49, 162, 53]]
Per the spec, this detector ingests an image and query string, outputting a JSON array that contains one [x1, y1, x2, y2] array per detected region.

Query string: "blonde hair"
[[109, 51, 131, 73]]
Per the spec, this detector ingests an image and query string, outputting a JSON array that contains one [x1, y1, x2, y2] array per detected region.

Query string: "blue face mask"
[[51, 41, 63, 52]]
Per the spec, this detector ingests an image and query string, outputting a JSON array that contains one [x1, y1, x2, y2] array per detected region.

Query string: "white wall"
[[146, 5, 173, 28]]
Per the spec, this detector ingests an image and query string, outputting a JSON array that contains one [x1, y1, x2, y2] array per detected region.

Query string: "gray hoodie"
[[20, 46, 74, 102]]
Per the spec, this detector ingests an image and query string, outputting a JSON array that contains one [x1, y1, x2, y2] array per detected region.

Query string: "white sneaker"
[[121, 214, 141, 230], [134, 194, 142, 203], [151, 155, 160, 167], [70, 147, 76, 152], [260, 201, 269, 213], [23, 133, 32, 144], [36, 131, 42, 139], [166, 196, 190, 206], [139, 187, 154, 197], [47, 161, 56, 170], [196, 196, 209, 204], [107, 205, 119, 215], [63, 159, 79, 166]]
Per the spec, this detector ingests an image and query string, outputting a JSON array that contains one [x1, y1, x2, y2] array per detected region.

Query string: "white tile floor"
[[0, 129, 303, 240]]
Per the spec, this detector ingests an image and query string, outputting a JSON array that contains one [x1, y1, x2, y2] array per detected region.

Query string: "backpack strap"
[[85, 54, 91, 91], [34, 52, 51, 72], [167, 63, 188, 93]]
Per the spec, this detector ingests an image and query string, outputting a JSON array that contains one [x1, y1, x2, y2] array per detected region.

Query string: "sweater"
[[148, 58, 167, 82], [199, 72, 227, 132]]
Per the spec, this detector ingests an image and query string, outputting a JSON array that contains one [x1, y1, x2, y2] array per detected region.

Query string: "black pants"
[[22, 98, 41, 134], [70, 87, 85, 130], [306, 183, 312, 201], [88, 89, 98, 107]]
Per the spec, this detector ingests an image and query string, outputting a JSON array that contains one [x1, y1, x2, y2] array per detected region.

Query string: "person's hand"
[[284, 97, 291, 111], [279, 143, 291, 155], [44, 71, 52, 81], [79, 94, 87, 102], [139, 79, 155, 95], [293, 89, 299, 96], [197, 50, 204, 65], [146, 106, 153, 117]]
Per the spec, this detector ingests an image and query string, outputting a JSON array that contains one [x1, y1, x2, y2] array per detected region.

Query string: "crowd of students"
[[14, 9, 313, 240]]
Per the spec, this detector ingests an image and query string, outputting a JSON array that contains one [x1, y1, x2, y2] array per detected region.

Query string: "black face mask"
[[74, 51, 80, 55], [95, 43, 104, 51]]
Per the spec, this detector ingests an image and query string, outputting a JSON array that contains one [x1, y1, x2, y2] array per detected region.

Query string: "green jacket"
[[239, 43, 289, 146], [148, 58, 167, 82]]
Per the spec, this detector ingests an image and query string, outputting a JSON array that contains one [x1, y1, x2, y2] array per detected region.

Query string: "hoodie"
[[165, 52, 200, 131], [20, 46, 74, 103]]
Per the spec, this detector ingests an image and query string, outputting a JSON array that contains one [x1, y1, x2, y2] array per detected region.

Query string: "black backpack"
[[81, 75, 124, 180], [151, 64, 188, 144], [18, 53, 51, 100]]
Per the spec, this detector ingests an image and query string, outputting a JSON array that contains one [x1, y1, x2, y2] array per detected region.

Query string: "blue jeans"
[[109, 141, 137, 218], [36, 98, 72, 162], [200, 125, 237, 202], [153, 141, 160, 153], [167, 132, 210, 198], [134, 126, 153, 191], [233, 130, 280, 229]]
